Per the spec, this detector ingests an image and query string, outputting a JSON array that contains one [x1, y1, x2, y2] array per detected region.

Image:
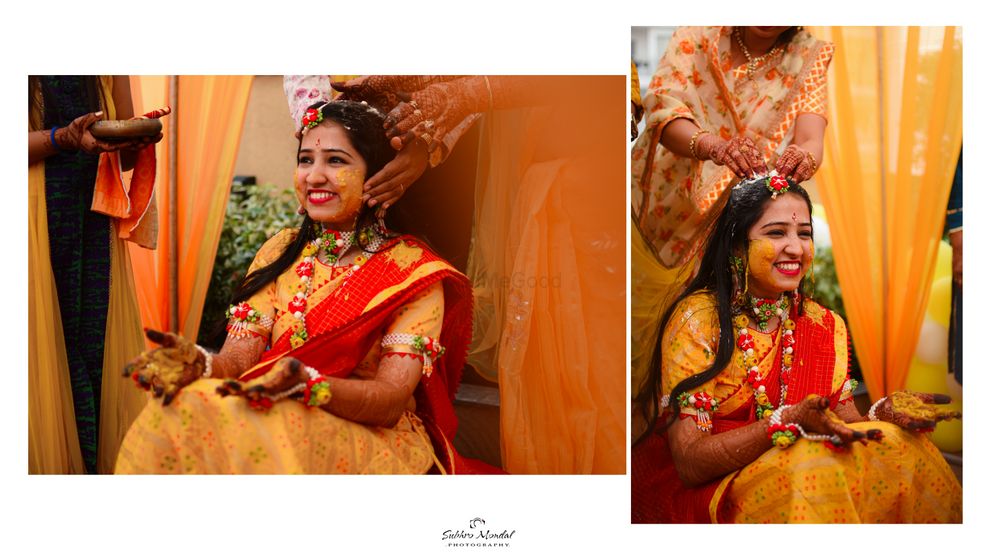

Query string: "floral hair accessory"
[[301, 102, 335, 133], [302, 107, 323, 130], [766, 173, 790, 199]]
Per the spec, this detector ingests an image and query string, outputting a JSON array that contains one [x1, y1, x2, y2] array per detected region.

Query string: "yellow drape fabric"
[[93, 84, 149, 473], [28, 162, 85, 474], [809, 27, 962, 399], [97, 235, 148, 473], [127, 76, 254, 341]]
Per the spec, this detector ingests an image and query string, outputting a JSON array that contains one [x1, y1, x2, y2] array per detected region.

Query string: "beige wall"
[[233, 75, 299, 188]]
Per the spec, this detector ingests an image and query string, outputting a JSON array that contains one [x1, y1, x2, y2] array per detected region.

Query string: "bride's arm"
[[668, 417, 773, 487], [318, 356, 422, 428], [317, 282, 444, 427], [670, 396, 871, 487], [207, 335, 269, 380]]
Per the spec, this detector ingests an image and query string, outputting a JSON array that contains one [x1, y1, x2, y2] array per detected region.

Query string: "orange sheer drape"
[[128, 76, 253, 341], [809, 27, 962, 399], [467, 77, 626, 474]]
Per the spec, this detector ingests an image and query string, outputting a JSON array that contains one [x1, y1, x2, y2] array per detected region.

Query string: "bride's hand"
[[784, 395, 880, 447], [123, 329, 206, 406], [216, 357, 310, 410], [872, 391, 961, 431]]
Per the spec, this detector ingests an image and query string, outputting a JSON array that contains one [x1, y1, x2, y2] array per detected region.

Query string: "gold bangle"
[[689, 129, 710, 159]]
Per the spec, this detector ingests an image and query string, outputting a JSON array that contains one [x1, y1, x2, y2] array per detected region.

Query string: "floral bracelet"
[[381, 333, 445, 377], [676, 391, 718, 433], [302, 365, 332, 407]]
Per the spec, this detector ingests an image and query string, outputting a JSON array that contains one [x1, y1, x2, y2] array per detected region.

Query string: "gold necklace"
[[733, 27, 781, 81]]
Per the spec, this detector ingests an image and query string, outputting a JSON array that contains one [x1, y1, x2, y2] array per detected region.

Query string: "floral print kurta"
[[632, 27, 834, 268]]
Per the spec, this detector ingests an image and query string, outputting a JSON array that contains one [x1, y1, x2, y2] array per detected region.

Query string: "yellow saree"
[[632, 292, 961, 523], [116, 231, 466, 474]]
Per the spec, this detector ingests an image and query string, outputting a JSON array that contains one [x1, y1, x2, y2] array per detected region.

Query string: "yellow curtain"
[[809, 27, 962, 399], [93, 78, 149, 473], [28, 162, 85, 474], [128, 76, 171, 337], [128, 76, 253, 341]]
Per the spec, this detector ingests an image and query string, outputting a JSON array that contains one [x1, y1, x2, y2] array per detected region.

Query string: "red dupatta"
[[632, 299, 845, 522], [240, 235, 503, 474]]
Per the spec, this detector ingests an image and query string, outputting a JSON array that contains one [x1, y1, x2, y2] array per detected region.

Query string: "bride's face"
[[295, 122, 367, 230], [745, 194, 813, 299]]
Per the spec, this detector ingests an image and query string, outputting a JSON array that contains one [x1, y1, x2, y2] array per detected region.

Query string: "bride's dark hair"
[[223, 100, 396, 324], [634, 176, 812, 443]]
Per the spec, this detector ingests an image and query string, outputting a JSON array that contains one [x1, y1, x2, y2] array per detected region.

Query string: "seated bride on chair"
[[116, 100, 497, 474], [632, 174, 961, 522]]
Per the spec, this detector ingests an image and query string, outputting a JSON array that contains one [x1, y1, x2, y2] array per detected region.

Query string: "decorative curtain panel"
[[809, 27, 962, 399], [128, 76, 253, 341]]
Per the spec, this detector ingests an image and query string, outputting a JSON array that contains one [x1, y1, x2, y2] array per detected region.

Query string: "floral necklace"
[[748, 294, 789, 331], [287, 224, 383, 348], [735, 294, 796, 419]]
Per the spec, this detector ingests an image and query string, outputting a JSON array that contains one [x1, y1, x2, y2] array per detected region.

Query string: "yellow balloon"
[[929, 403, 963, 453], [905, 357, 949, 395], [927, 276, 952, 327], [902, 239, 960, 452], [914, 318, 948, 365], [905, 357, 962, 452], [933, 240, 952, 282]]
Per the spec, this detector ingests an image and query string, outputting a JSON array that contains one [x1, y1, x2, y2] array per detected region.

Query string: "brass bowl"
[[90, 119, 162, 139]]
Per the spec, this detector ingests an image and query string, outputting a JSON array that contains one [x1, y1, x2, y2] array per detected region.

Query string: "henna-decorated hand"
[[785, 395, 880, 447], [333, 75, 463, 110], [54, 111, 125, 155], [873, 391, 961, 431], [333, 76, 410, 111], [215, 357, 310, 410], [362, 137, 429, 216], [383, 78, 487, 152], [699, 135, 768, 179], [123, 329, 206, 406], [774, 144, 819, 183]]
